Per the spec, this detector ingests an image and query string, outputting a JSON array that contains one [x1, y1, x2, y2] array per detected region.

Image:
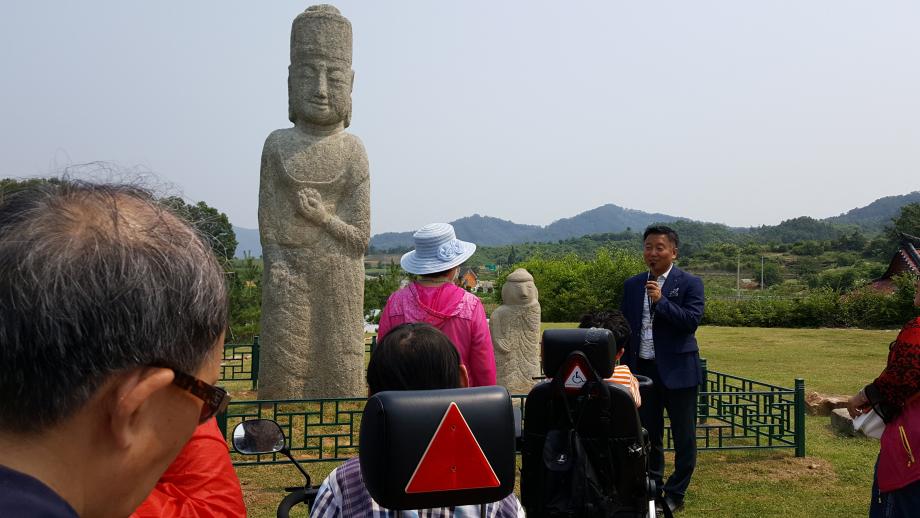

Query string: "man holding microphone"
[[621, 225, 705, 513]]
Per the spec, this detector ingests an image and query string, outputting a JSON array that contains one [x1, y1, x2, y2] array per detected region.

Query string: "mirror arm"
[[280, 447, 312, 487]]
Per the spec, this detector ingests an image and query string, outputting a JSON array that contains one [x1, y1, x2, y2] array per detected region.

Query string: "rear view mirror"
[[232, 419, 286, 455]]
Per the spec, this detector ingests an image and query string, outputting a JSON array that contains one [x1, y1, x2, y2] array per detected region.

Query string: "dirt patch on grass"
[[230, 389, 258, 399], [712, 453, 837, 483]]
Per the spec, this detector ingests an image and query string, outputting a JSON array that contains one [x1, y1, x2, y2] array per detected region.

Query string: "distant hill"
[[368, 204, 683, 251], [235, 191, 920, 257], [371, 214, 544, 250], [541, 205, 683, 242], [824, 191, 920, 232]]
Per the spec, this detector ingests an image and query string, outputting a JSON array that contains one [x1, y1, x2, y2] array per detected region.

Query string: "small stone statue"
[[258, 4, 370, 399], [490, 268, 541, 394]]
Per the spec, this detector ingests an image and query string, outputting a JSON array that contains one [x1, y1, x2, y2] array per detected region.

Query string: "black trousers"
[[636, 358, 698, 499]]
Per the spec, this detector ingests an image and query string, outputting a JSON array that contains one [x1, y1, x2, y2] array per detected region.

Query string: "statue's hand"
[[296, 188, 328, 224]]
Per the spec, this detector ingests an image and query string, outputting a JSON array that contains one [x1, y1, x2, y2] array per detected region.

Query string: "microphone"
[[646, 272, 660, 315]]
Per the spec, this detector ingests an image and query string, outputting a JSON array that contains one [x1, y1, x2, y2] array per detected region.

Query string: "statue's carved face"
[[289, 57, 352, 127], [503, 280, 538, 306]]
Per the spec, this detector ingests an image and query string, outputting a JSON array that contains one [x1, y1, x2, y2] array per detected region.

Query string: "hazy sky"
[[3, 1, 919, 234]]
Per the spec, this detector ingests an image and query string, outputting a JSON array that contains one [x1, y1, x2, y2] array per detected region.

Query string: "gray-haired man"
[[0, 181, 230, 517]]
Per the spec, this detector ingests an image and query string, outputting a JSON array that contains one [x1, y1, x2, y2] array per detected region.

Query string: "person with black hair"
[[365, 323, 466, 394], [0, 181, 231, 518], [578, 310, 641, 406], [311, 323, 524, 517], [620, 224, 705, 513]]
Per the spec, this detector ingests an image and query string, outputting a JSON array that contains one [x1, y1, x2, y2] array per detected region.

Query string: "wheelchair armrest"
[[635, 374, 653, 389]]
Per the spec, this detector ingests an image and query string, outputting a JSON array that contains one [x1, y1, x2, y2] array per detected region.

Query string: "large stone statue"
[[258, 4, 369, 399], [490, 268, 541, 394]]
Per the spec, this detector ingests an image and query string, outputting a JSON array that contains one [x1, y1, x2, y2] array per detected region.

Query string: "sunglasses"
[[168, 368, 232, 424]]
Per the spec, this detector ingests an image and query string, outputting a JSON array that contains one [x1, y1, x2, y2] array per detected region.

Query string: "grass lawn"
[[234, 325, 898, 517]]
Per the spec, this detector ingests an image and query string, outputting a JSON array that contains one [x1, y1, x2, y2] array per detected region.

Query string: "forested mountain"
[[371, 214, 544, 250], [233, 191, 919, 257], [749, 216, 853, 244], [825, 191, 920, 232], [539, 204, 682, 242], [368, 204, 682, 251]]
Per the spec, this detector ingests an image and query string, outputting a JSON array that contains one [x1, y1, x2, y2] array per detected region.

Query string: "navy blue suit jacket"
[[620, 266, 704, 390]]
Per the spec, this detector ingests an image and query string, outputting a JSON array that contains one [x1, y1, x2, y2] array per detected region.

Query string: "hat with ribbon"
[[400, 223, 476, 275]]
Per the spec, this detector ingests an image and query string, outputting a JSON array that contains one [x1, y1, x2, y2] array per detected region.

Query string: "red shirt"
[[871, 317, 920, 409], [132, 418, 245, 518]]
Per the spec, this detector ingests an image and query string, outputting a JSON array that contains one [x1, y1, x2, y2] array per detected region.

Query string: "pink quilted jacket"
[[377, 282, 496, 387]]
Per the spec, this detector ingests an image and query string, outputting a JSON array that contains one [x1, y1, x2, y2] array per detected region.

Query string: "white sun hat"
[[400, 223, 477, 275]]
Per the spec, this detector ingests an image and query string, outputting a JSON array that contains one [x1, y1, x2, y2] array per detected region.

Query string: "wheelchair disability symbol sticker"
[[404, 401, 501, 494], [564, 365, 588, 389]]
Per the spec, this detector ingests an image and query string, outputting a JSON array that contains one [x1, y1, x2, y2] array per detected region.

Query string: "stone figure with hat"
[[258, 4, 370, 399], [376, 223, 498, 387], [490, 268, 541, 394]]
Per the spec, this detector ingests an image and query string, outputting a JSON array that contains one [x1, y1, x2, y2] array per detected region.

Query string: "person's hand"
[[296, 188, 328, 224], [646, 280, 662, 303], [847, 390, 870, 418]]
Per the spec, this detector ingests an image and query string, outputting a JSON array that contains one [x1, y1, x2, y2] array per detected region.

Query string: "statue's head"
[[502, 268, 538, 306], [288, 5, 354, 129]]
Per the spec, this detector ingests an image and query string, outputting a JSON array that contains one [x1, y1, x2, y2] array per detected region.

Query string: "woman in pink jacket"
[[377, 223, 497, 386]]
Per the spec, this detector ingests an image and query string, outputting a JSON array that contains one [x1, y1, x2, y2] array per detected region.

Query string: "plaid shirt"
[[310, 458, 525, 518]]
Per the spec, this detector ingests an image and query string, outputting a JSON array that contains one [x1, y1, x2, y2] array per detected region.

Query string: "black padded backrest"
[[542, 328, 615, 379], [521, 378, 648, 515], [359, 386, 516, 510]]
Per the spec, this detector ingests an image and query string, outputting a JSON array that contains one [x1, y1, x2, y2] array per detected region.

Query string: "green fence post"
[[794, 378, 806, 457], [217, 409, 228, 440], [251, 335, 260, 390], [698, 357, 709, 424]]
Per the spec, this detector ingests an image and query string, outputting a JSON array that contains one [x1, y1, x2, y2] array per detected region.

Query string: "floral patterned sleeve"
[[865, 317, 920, 411]]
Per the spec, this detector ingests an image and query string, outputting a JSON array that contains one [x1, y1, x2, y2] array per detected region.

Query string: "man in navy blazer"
[[620, 225, 704, 513]]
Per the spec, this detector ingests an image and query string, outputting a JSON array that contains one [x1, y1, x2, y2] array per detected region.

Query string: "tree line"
[[7, 177, 919, 336]]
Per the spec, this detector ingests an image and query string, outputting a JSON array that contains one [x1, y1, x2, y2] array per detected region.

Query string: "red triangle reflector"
[[404, 402, 501, 494]]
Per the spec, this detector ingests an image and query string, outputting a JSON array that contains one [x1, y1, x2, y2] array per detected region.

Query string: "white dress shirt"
[[638, 264, 673, 360]]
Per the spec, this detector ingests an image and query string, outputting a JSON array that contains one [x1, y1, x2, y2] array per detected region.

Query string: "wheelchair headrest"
[[542, 328, 615, 379], [359, 386, 516, 510]]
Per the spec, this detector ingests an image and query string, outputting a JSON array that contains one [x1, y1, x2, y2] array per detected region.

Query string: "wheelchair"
[[521, 328, 662, 517]]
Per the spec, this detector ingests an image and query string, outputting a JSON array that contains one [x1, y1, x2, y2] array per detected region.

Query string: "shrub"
[[702, 276, 917, 329], [494, 248, 646, 322]]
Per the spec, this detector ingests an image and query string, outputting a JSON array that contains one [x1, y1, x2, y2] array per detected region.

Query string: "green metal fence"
[[218, 395, 527, 467], [218, 359, 806, 467], [220, 337, 260, 390], [686, 359, 806, 457], [220, 335, 376, 391]]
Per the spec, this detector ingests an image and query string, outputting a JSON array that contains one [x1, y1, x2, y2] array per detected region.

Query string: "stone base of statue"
[[257, 245, 366, 399]]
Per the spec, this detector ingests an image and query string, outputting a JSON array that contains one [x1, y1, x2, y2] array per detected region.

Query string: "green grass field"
[[234, 326, 898, 517]]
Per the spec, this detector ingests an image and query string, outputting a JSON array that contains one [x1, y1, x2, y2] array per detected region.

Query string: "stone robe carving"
[[490, 268, 541, 395], [258, 5, 369, 399]]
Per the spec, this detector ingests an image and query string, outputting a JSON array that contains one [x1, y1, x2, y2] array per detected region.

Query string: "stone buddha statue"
[[258, 4, 369, 399], [490, 268, 542, 395]]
